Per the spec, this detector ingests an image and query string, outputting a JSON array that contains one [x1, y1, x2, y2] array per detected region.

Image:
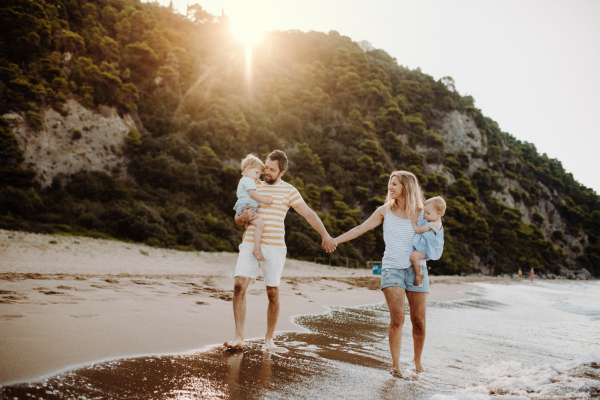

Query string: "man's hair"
[[266, 150, 287, 173], [425, 196, 446, 216], [241, 154, 265, 173]]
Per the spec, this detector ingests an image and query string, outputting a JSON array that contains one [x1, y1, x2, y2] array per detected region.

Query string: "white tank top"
[[382, 207, 424, 270]]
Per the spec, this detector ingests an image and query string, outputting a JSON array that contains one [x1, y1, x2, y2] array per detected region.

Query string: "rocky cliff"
[[419, 110, 588, 272], [3, 99, 134, 187]]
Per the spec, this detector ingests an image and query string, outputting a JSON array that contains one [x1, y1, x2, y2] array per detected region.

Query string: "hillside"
[[1, 0, 599, 277]]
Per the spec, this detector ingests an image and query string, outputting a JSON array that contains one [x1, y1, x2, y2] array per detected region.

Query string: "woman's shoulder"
[[374, 205, 388, 218]]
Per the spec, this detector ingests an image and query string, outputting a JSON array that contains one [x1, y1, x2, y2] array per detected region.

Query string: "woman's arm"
[[335, 206, 386, 244], [411, 219, 431, 234], [248, 189, 272, 205]]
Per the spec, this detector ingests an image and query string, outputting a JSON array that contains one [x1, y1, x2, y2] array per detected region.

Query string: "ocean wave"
[[431, 355, 600, 399], [551, 300, 600, 321]]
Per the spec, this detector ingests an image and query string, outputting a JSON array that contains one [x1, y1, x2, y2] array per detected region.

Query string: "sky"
[[160, 0, 600, 193]]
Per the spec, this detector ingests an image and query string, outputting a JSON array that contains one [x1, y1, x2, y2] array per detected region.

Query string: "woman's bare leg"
[[383, 286, 406, 377], [249, 216, 265, 261], [406, 291, 427, 372]]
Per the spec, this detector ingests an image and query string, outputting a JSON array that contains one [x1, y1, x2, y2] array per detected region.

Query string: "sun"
[[231, 18, 266, 47]]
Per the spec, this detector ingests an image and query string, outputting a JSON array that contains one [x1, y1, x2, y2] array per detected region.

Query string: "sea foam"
[[432, 354, 600, 399]]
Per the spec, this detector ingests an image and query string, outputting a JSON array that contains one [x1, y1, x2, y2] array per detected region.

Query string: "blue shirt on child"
[[233, 177, 260, 215], [412, 220, 444, 261]]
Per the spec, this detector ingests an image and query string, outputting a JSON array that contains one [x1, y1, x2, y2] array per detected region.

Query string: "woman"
[[335, 171, 428, 378]]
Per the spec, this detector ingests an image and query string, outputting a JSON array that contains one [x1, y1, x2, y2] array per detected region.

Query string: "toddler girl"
[[411, 197, 446, 286]]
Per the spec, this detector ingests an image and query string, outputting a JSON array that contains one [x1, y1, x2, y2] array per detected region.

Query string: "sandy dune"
[[0, 229, 481, 385]]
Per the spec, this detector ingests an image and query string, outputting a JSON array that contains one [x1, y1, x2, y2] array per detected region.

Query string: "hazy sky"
[[162, 0, 600, 193]]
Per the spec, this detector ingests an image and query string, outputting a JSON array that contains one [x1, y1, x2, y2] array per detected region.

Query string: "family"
[[224, 150, 446, 378]]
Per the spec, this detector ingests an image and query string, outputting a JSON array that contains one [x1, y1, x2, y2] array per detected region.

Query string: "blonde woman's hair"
[[241, 154, 265, 174], [385, 170, 425, 218], [425, 196, 446, 216]]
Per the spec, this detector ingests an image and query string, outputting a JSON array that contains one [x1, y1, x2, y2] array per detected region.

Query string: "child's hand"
[[255, 178, 261, 185], [265, 198, 272, 205]]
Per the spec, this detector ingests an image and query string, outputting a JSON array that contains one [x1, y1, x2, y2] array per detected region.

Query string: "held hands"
[[322, 236, 337, 253]]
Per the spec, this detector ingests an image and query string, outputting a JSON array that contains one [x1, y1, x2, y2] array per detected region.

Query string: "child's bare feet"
[[253, 247, 265, 261], [414, 273, 424, 287]]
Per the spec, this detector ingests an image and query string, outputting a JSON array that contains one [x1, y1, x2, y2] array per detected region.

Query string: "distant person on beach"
[[224, 150, 337, 351], [530, 267, 534, 283], [334, 170, 429, 378], [232, 154, 273, 261], [410, 197, 445, 286], [518, 268, 522, 279]]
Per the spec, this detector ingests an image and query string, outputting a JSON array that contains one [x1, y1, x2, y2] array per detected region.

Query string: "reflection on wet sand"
[[1, 303, 434, 399]]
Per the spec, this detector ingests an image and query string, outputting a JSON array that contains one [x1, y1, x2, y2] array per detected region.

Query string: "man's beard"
[[263, 174, 278, 184]]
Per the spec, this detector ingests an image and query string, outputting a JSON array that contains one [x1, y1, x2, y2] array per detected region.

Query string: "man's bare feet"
[[224, 337, 246, 349], [263, 337, 280, 351], [414, 359, 425, 373], [253, 247, 265, 261]]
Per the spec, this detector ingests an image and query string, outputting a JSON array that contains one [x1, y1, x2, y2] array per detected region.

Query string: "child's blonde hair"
[[425, 196, 446, 216], [241, 154, 265, 174], [385, 170, 425, 219]]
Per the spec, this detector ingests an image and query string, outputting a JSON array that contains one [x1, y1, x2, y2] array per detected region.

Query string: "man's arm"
[[293, 202, 336, 252], [234, 205, 258, 226]]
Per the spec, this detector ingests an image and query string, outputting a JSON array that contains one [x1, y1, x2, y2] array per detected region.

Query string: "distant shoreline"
[[0, 229, 586, 385]]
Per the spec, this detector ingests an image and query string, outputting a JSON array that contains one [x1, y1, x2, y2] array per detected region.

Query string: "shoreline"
[[0, 229, 531, 385]]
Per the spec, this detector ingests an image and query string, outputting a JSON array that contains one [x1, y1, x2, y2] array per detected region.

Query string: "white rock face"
[[4, 99, 135, 187], [490, 178, 588, 265], [432, 110, 487, 155], [422, 163, 455, 185], [426, 109, 586, 268]]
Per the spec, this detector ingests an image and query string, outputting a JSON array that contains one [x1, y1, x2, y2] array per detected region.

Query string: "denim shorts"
[[380, 261, 429, 293]]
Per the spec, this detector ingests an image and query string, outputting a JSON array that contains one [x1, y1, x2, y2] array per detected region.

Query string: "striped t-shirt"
[[243, 180, 304, 247], [382, 207, 425, 269]]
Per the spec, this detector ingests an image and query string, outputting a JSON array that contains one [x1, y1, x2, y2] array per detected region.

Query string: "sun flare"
[[231, 19, 266, 46]]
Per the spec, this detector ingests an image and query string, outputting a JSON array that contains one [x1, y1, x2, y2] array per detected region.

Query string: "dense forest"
[[1, 0, 599, 277]]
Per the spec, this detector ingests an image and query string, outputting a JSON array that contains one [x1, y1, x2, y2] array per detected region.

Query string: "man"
[[224, 150, 336, 350]]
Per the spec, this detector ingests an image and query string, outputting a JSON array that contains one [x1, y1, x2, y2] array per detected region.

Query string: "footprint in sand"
[[0, 294, 29, 303], [0, 314, 25, 320], [56, 285, 77, 290], [69, 314, 100, 318]]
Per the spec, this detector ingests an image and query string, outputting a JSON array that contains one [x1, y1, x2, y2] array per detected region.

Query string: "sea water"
[[1, 281, 599, 399]]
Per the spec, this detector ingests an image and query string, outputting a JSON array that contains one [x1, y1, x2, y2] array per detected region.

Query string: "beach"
[[0, 229, 481, 385], [2, 229, 599, 399]]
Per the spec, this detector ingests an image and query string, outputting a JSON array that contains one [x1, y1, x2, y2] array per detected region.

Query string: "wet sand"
[[0, 229, 503, 385]]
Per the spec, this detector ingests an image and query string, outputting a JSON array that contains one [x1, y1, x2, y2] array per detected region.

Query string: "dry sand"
[[0, 229, 494, 385]]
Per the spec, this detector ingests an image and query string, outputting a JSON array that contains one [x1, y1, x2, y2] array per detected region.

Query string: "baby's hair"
[[241, 154, 265, 174], [425, 196, 446, 216]]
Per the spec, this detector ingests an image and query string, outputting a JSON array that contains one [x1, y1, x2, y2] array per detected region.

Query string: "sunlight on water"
[[1, 281, 599, 399]]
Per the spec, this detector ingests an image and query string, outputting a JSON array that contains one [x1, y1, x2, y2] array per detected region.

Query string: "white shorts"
[[234, 242, 287, 287]]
